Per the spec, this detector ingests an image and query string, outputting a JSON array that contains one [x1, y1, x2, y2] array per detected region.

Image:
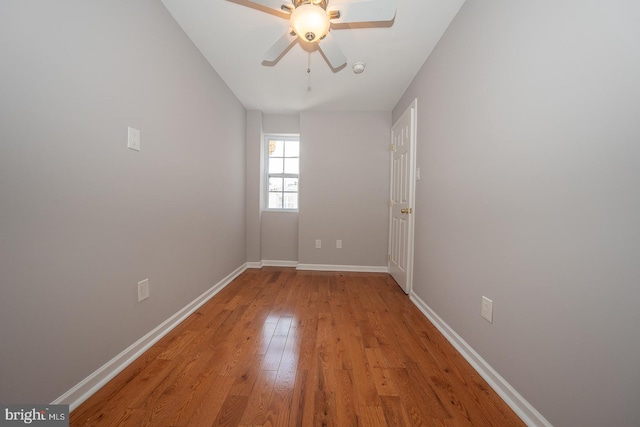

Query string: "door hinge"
[[389, 199, 394, 207], [388, 254, 391, 262], [390, 143, 395, 152]]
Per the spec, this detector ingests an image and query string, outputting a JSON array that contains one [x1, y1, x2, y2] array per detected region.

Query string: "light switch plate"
[[481, 296, 493, 323], [315, 239, 321, 249], [128, 126, 140, 151], [138, 279, 149, 302]]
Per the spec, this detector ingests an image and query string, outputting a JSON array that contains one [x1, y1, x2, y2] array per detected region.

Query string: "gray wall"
[[245, 113, 300, 263], [298, 112, 390, 267], [262, 114, 300, 135], [261, 211, 299, 262], [261, 114, 300, 262], [0, 0, 246, 404], [393, 1, 640, 426], [246, 110, 263, 263], [249, 112, 390, 267]]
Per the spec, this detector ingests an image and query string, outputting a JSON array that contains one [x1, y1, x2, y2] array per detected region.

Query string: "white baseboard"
[[409, 292, 552, 427], [296, 263, 389, 273], [53, 263, 248, 412], [261, 260, 298, 267], [246, 261, 263, 269], [247, 261, 387, 273], [246, 260, 298, 268]]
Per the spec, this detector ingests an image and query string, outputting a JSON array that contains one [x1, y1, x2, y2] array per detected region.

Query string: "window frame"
[[263, 133, 300, 212]]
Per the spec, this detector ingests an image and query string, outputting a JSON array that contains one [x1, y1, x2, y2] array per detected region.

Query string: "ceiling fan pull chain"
[[307, 51, 312, 92]]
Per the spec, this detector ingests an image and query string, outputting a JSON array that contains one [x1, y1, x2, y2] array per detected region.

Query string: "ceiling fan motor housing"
[[292, 0, 328, 8]]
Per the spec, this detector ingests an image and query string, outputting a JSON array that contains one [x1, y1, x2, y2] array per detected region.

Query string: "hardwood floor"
[[70, 268, 524, 426]]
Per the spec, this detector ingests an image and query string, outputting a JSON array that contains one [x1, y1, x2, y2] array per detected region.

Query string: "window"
[[265, 135, 299, 210]]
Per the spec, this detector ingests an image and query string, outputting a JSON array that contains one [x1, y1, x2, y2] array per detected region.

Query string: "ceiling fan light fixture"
[[290, 4, 330, 43]]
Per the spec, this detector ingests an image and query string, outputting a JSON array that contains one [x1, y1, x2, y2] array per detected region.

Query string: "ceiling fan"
[[232, 0, 397, 69]]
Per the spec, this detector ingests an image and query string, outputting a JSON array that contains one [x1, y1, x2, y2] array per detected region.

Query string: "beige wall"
[[394, 1, 640, 425], [0, 0, 246, 404], [298, 111, 391, 267]]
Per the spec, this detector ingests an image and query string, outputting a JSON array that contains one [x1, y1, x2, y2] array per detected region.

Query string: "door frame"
[[388, 98, 417, 294]]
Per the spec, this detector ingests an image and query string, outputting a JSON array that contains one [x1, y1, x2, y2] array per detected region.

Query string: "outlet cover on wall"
[[138, 279, 149, 302], [128, 126, 140, 151], [336, 239, 342, 249], [481, 296, 493, 323]]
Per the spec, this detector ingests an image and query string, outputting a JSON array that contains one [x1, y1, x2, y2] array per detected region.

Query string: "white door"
[[388, 100, 417, 294]]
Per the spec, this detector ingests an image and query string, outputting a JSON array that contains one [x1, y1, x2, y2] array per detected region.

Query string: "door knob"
[[401, 208, 409, 214]]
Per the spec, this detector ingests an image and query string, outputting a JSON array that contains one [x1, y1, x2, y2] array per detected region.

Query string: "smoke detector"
[[352, 62, 366, 74]]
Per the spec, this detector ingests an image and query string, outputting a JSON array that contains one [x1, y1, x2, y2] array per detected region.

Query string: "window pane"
[[284, 178, 298, 191], [269, 192, 283, 209], [285, 140, 299, 157], [269, 177, 283, 191], [269, 140, 284, 157], [283, 193, 298, 209], [284, 158, 299, 174], [265, 135, 300, 211], [269, 157, 284, 174]]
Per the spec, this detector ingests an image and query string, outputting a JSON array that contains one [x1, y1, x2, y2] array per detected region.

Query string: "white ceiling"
[[161, 0, 465, 113]]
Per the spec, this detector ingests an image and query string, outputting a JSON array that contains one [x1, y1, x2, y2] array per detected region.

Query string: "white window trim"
[[263, 133, 300, 212]]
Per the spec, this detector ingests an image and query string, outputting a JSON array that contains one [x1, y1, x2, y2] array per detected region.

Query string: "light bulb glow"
[[290, 4, 330, 43]]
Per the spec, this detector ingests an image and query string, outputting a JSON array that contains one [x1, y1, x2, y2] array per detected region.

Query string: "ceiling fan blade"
[[240, 0, 292, 14], [327, 0, 396, 24], [318, 32, 347, 69], [264, 30, 297, 63]]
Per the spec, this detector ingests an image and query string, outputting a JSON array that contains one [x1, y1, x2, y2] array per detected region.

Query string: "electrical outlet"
[[336, 239, 342, 249], [315, 239, 321, 249], [128, 126, 140, 151], [138, 279, 149, 302], [481, 296, 493, 323]]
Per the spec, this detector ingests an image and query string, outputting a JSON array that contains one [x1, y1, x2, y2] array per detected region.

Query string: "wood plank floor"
[[70, 268, 524, 426]]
